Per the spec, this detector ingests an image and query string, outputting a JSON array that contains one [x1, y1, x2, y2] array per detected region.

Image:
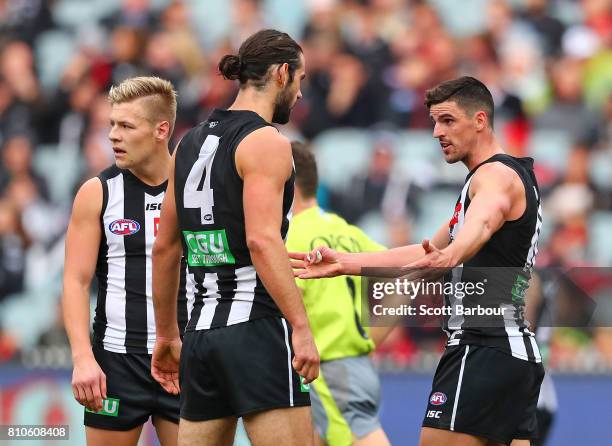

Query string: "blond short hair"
[[108, 76, 177, 133]]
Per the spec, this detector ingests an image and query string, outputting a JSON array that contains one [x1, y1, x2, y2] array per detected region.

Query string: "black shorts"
[[180, 316, 311, 421], [84, 344, 180, 431], [422, 344, 545, 445]]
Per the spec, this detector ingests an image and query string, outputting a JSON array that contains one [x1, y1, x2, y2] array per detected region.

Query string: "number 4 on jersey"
[[184, 135, 220, 224]]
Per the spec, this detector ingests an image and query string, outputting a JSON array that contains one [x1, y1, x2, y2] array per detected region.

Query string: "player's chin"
[[444, 153, 461, 164], [114, 158, 132, 169]]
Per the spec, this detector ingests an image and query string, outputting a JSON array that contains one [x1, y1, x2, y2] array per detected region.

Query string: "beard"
[[272, 85, 294, 124]]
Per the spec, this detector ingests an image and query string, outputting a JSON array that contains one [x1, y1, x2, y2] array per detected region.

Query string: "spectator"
[[0, 198, 29, 299], [0, 135, 49, 201], [535, 57, 600, 148]]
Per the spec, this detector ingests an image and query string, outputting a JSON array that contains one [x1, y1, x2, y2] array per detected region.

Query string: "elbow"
[[152, 238, 179, 262], [246, 232, 277, 255], [152, 240, 165, 261]]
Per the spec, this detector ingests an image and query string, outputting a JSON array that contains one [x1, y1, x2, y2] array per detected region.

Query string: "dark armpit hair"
[[424, 76, 495, 128], [218, 29, 303, 90], [291, 141, 318, 199]]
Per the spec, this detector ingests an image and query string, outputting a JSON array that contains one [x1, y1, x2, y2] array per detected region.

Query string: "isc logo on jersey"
[[109, 219, 140, 236], [430, 392, 447, 406]]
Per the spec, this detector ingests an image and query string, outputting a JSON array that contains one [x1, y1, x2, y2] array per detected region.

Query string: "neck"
[[293, 197, 318, 216], [463, 131, 505, 171], [229, 87, 276, 123], [129, 143, 171, 186]]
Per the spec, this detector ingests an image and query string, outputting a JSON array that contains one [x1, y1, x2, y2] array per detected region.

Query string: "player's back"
[[174, 109, 294, 331]]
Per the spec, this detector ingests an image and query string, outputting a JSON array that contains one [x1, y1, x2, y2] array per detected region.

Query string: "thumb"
[[422, 239, 433, 253]]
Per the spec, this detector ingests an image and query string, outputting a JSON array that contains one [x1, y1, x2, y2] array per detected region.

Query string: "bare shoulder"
[[471, 161, 520, 191], [235, 126, 292, 177], [239, 126, 290, 154], [72, 177, 103, 217]]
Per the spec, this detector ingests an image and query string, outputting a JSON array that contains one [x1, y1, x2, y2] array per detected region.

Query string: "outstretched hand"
[[401, 239, 454, 281], [288, 246, 344, 279]]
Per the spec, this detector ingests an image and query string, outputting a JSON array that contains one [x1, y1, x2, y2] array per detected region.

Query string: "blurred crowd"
[[0, 0, 611, 370]]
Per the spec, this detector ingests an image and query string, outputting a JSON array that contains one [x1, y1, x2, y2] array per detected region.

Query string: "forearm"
[[443, 218, 492, 265], [340, 244, 425, 275], [152, 242, 182, 338], [62, 281, 94, 361], [249, 236, 310, 329]]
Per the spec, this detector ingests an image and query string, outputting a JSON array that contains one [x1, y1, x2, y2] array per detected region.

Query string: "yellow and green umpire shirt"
[[286, 206, 385, 362]]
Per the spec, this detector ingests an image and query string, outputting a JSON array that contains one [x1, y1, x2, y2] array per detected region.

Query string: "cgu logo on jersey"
[[85, 398, 120, 417], [183, 229, 236, 267], [430, 392, 447, 406], [109, 219, 140, 236]]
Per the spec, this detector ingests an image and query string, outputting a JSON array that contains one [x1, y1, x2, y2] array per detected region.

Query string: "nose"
[[108, 125, 120, 143], [433, 122, 444, 139]]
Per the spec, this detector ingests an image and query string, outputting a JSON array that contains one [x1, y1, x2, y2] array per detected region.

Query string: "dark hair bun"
[[218, 54, 242, 80]]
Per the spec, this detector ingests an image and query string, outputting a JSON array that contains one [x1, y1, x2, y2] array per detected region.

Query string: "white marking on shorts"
[[281, 318, 294, 407], [450, 346, 469, 431]]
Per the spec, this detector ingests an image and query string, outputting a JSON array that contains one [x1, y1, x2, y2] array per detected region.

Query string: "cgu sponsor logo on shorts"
[[85, 398, 120, 417], [109, 219, 140, 236], [183, 229, 236, 267], [430, 392, 447, 406], [299, 376, 310, 393]]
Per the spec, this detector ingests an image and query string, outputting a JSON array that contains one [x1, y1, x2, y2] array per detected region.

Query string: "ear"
[[474, 111, 488, 132], [156, 121, 171, 141], [277, 63, 290, 87]]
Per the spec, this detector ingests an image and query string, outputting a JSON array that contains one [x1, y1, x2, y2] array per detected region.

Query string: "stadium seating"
[[34, 30, 76, 90], [312, 129, 373, 190], [589, 211, 612, 265], [33, 145, 83, 204], [528, 129, 572, 173]]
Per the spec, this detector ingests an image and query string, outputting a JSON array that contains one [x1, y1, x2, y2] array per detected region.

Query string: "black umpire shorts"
[[84, 344, 180, 431], [180, 316, 311, 421], [422, 344, 545, 445]]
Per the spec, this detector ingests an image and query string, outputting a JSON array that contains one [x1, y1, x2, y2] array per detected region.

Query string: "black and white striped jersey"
[[93, 165, 188, 354], [444, 154, 543, 363], [174, 109, 294, 331]]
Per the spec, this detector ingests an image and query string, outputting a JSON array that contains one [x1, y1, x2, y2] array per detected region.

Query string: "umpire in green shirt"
[[287, 142, 391, 446]]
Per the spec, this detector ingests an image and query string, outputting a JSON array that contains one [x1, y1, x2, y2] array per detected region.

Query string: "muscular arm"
[[441, 163, 517, 266], [237, 127, 319, 382], [340, 222, 450, 275], [291, 214, 450, 279], [62, 178, 106, 411], [152, 151, 182, 339], [151, 150, 183, 394], [236, 127, 310, 330], [62, 178, 102, 363]]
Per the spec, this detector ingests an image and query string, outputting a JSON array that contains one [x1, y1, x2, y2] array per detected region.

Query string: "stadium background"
[[0, 0, 611, 444]]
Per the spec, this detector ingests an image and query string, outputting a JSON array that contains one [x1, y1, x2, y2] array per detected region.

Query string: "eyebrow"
[[431, 113, 456, 121], [110, 119, 135, 126]]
